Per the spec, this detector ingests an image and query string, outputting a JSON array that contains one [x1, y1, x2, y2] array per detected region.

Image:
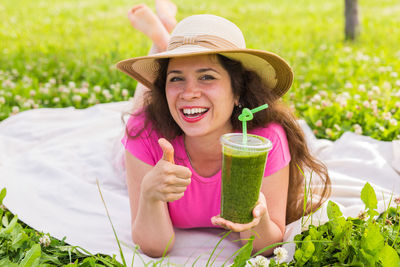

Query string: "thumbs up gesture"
[[141, 138, 192, 203]]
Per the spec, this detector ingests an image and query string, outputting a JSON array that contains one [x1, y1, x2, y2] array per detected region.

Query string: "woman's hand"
[[140, 138, 192, 203], [211, 192, 267, 232]]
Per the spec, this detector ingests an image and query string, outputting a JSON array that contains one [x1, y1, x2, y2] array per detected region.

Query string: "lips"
[[180, 106, 209, 123]]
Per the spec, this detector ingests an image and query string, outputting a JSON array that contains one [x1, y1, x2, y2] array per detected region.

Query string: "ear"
[[234, 97, 240, 106]]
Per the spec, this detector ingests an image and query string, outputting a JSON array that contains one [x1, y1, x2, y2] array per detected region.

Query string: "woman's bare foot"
[[127, 4, 170, 51], [155, 0, 177, 33]]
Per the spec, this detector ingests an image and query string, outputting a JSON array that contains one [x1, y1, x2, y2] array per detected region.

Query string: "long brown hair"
[[128, 54, 331, 224]]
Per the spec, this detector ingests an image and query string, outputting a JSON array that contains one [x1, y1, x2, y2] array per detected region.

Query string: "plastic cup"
[[220, 133, 272, 224]]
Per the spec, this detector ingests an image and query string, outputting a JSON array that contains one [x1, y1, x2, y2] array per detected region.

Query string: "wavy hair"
[[127, 54, 331, 224]]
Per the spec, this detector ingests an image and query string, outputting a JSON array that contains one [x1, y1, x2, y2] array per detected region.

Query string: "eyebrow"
[[167, 68, 220, 76]]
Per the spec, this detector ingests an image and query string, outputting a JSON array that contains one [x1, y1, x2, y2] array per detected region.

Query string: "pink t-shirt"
[[122, 112, 291, 229]]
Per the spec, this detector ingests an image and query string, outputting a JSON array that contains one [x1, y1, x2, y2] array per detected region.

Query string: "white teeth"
[[183, 108, 208, 115]]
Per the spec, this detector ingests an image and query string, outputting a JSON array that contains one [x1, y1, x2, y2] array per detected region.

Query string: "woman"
[[117, 6, 331, 258]]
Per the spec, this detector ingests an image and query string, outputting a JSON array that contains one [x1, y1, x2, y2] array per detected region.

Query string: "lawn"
[[0, 0, 399, 265]]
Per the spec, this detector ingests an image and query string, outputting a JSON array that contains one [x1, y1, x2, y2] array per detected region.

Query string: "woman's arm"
[[125, 138, 191, 257]]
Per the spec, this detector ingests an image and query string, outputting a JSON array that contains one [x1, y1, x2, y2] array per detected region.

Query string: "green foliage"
[[0, 188, 124, 266], [287, 183, 400, 266]]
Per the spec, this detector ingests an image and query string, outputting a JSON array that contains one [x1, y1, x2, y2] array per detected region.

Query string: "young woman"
[[117, 2, 331, 258]]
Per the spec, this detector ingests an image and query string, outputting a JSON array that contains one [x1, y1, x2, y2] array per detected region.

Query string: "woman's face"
[[165, 55, 238, 138]]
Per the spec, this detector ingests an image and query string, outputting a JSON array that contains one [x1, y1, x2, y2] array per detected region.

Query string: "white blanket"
[[0, 102, 399, 266]]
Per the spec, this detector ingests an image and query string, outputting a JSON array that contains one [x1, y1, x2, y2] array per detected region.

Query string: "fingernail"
[[254, 209, 260, 217]]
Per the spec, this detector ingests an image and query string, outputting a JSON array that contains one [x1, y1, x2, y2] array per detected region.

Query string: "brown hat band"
[[167, 34, 239, 51]]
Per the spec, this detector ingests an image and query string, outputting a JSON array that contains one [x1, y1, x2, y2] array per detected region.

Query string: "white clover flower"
[[80, 88, 89, 94], [274, 247, 288, 263], [320, 90, 328, 97], [72, 95, 82, 102], [379, 126, 385, 132], [311, 94, 321, 103], [353, 94, 361, 100], [52, 97, 60, 103], [14, 95, 21, 101], [29, 90, 36, 97], [389, 118, 398, 126], [12, 106, 19, 114], [358, 84, 366, 92], [383, 112, 392, 120], [68, 81, 76, 88], [81, 81, 89, 88], [372, 86, 381, 94], [39, 234, 51, 247], [353, 124, 363, 135], [325, 128, 333, 136], [0, 96, 5, 104], [334, 124, 341, 131], [122, 89, 129, 97], [362, 100, 370, 108], [49, 78, 56, 84], [396, 80, 400, 87], [93, 85, 101, 93], [382, 82, 392, 90], [315, 120, 322, 127], [39, 87, 49, 95], [394, 197, 400, 205], [395, 102, 400, 108], [245, 255, 270, 267], [343, 46, 352, 53], [346, 111, 353, 119], [3, 79, 16, 89], [315, 105, 321, 110], [32, 103, 39, 109], [344, 82, 353, 89], [321, 100, 331, 107], [373, 57, 381, 63]]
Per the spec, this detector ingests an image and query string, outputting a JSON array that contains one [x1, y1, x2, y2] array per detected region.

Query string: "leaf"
[[327, 201, 343, 220], [361, 223, 384, 256], [361, 182, 377, 211], [0, 214, 18, 235], [231, 236, 254, 267], [294, 235, 315, 266], [20, 244, 42, 267], [0, 188, 6, 205], [378, 244, 400, 267]]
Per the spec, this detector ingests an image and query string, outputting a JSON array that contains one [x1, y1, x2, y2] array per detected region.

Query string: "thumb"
[[158, 138, 175, 164]]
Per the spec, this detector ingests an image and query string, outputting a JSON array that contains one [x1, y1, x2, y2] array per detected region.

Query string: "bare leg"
[[127, 4, 173, 111], [127, 4, 170, 51], [155, 0, 177, 33]]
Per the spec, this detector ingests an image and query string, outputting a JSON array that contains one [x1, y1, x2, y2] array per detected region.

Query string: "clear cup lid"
[[220, 133, 272, 152]]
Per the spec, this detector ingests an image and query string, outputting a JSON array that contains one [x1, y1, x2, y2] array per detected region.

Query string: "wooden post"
[[345, 0, 360, 40]]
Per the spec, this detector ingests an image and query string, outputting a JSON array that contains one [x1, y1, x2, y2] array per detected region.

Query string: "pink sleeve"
[[251, 123, 291, 176], [121, 113, 162, 166]]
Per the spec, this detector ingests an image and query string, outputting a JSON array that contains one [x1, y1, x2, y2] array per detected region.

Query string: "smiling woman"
[[117, 2, 331, 258]]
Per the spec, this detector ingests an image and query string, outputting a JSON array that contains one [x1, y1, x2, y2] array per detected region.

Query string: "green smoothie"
[[220, 134, 272, 224]]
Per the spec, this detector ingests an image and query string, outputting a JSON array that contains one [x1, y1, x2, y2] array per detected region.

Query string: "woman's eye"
[[169, 76, 183, 82], [200, 75, 215, 80]]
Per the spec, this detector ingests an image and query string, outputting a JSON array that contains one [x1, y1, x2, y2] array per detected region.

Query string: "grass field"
[[0, 0, 399, 140], [0, 0, 400, 265]]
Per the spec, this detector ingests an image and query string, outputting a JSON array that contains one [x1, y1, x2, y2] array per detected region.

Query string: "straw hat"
[[116, 14, 293, 99]]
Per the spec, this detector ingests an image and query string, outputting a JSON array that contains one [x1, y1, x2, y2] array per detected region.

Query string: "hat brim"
[[116, 45, 293, 99]]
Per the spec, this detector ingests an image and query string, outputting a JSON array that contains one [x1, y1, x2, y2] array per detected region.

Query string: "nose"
[[180, 80, 201, 100]]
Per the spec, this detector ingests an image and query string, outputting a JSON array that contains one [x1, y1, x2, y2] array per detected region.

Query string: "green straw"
[[238, 104, 269, 144]]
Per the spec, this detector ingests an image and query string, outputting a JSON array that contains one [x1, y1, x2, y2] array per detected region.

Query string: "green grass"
[[0, 0, 399, 140], [0, 0, 400, 265]]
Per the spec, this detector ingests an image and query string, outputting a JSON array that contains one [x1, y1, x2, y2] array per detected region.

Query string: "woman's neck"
[[184, 129, 231, 177]]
